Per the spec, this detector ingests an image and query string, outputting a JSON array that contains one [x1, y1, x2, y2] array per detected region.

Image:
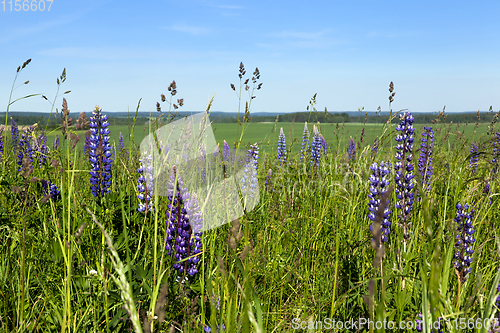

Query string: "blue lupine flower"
[[33, 131, 47, 166], [53, 135, 60, 150], [320, 134, 327, 154], [493, 132, 500, 176], [223, 140, 230, 162], [418, 126, 434, 193], [470, 142, 479, 174], [310, 125, 322, 167], [89, 106, 113, 197], [165, 166, 203, 277], [300, 122, 309, 162], [137, 154, 154, 213], [41, 179, 61, 201], [277, 127, 287, 165], [348, 137, 356, 161], [0, 126, 4, 160], [394, 111, 415, 237], [11, 119, 19, 149], [17, 126, 35, 172], [368, 161, 391, 243], [371, 138, 378, 157], [241, 144, 259, 198], [453, 203, 475, 284], [118, 132, 124, 152]]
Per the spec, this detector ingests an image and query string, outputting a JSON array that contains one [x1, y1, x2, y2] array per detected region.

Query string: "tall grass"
[[0, 61, 500, 333]]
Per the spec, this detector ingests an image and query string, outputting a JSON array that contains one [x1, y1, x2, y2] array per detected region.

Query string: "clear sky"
[[1, 0, 499, 114]]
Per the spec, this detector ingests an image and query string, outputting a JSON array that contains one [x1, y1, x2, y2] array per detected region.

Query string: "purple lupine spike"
[[310, 125, 322, 167], [453, 203, 475, 284], [241, 144, 259, 198], [223, 140, 230, 162], [33, 131, 48, 166], [17, 126, 35, 172], [418, 126, 434, 194], [89, 106, 113, 197], [164, 166, 203, 278], [320, 134, 327, 154], [137, 154, 155, 213], [371, 138, 378, 157], [493, 132, 500, 176], [10, 119, 19, 149], [118, 132, 125, 152], [277, 127, 287, 165], [470, 142, 479, 174], [53, 135, 60, 150], [0, 126, 4, 161], [394, 111, 415, 241], [348, 137, 356, 160], [368, 161, 392, 243], [41, 179, 61, 201], [300, 122, 309, 162]]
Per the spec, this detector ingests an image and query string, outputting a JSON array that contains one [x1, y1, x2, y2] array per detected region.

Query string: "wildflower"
[[17, 126, 35, 172], [418, 126, 434, 193], [241, 144, 259, 199], [470, 142, 479, 174], [368, 161, 391, 243], [137, 155, 154, 213], [394, 111, 415, 240], [320, 134, 327, 154], [89, 106, 113, 197], [118, 132, 125, 152], [0, 125, 4, 161], [310, 125, 322, 167], [41, 179, 61, 201], [300, 122, 309, 162], [371, 138, 378, 157], [53, 135, 60, 150], [277, 127, 287, 165], [265, 168, 272, 190], [453, 203, 475, 284], [33, 131, 48, 166], [165, 166, 203, 277], [348, 137, 356, 160], [223, 140, 230, 162], [204, 324, 225, 332], [415, 312, 443, 332], [493, 132, 500, 176], [11, 119, 19, 149]]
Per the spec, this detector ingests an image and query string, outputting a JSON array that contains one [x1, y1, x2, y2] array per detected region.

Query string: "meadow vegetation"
[[1, 60, 500, 333]]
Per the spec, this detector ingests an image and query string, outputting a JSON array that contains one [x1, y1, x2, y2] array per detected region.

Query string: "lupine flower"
[[11, 119, 19, 149], [89, 106, 113, 197], [493, 132, 500, 176], [165, 166, 203, 277], [300, 122, 309, 162], [320, 134, 327, 154], [223, 140, 230, 162], [33, 131, 47, 166], [418, 126, 434, 194], [0, 125, 4, 161], [41, 179, 61, 201], [241, 144, 259, 198], [453, 203, 475, 284], [371, 138, 378, 157], [277, 127, 287, 165], [310, 125, 322, 167], [53, 135, 60, 150], [470, 142, 479, 174], [368, 161, 391, 243], [137, 155, 154, 213], [348, 137, 356, 160], [118, 132, 125, 152], [17, 126, 35, 172], [394, 111, 415, 239]]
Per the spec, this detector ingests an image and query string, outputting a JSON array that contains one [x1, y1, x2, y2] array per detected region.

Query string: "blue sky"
[[1, 0, 499, 114]]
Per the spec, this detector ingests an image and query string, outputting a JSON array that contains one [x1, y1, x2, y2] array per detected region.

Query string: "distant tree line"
[[1, 110, 498, 128]]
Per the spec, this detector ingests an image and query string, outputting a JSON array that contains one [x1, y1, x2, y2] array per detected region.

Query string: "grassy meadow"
[[2, 62, 500, 333]]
